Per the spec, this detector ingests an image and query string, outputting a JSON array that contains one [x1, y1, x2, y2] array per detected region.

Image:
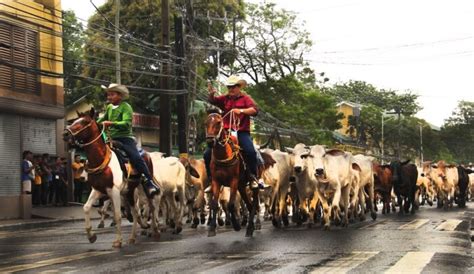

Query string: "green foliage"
[[247, 76, 342, 145], [233, 2, 315, 84], [440, 101, 474, 163], [62, 10, 86, 105]]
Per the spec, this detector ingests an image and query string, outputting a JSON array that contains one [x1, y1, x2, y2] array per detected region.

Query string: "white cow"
[[287, 144, 320, 227], [259, 149, 294, 228], [149, 152, 187, 234], [309, 145, 353, 230], [352, 154, 377, 221]]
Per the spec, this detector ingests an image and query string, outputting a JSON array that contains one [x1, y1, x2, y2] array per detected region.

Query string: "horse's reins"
[[66, 120, 111, 174], [66, 120, 105, 148], [208, 111, 241, 166]]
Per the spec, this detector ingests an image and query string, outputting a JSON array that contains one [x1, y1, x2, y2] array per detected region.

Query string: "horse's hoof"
[[88, 234, 97, 243], [245, 228, 254, 237], [191, 223, 198, 229], [173, 227, 182, 234], [371, 212, 377, 220], [97, 222, 104, 229], [208, 230, 216, 237], [112, 240, 122, 248], [217, 218, 224, 227], [128, 238, 136, 245]]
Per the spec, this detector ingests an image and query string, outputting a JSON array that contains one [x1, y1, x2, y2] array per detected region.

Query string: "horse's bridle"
[[65, 119, 105, 148], [205, 112, 240, 147]]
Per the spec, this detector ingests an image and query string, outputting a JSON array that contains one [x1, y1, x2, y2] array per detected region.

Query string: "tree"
[[233, 2, 314, 84], [248, 75, 342, 145], [62, 10, 86, 105], [440, 101, 474, 163]]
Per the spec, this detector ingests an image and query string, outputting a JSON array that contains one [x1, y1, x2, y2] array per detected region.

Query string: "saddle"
[[109, 140, 145, 178]]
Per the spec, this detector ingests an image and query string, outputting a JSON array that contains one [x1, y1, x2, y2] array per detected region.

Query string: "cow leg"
[[107, 187, 123, 248], [84, 189, 101, 244], [150, 193, 161, 241], [341, 185, 350, 227], [367, 184, 377, 220], [358, 188, 366, 221], [318, 192, 331, 230], [350, 184, 360, 222]]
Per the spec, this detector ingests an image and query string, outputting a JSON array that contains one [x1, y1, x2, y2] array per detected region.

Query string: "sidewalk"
[[0, 204, 101, 231]]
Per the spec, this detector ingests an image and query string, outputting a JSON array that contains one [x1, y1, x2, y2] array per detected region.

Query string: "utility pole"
[[381, 111, 384, 165], [175, 16, 188, 159], [114, 0, 121, 84], [419, 123, 423, 164], [159, 0, 171, 156]]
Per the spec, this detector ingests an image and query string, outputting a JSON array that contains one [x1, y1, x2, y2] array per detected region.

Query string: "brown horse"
[[63, 108, 156, 248], [205, 113, 260, 237]]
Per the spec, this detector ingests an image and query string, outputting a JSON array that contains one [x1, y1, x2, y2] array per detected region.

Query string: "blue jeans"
[[114, 137, 153, 182], [204, 131, 257, 179]]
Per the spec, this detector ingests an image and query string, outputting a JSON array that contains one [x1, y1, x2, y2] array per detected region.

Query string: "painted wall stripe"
[[310, 252, 379, 274], [385, 251, 435, 274]]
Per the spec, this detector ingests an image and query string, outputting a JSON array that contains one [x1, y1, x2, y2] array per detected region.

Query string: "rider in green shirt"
[[97, 83, 160, 197]]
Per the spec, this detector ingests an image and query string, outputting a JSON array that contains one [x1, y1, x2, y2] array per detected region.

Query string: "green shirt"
[[97, 102, 133, 138]]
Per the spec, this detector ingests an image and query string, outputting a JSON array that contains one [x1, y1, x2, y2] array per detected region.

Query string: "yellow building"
[[336, 101, 362, 137], [0, 0, 64, 219]]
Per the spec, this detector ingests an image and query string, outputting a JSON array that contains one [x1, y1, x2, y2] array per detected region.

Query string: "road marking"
[[310, 251, 379, 273], [0, 251, 115, 273], [0, 252, 53, 266], [385, 251, 435, 274], [398, 219, 429, 230], [358, 220, 386, 229], [435, 219, 462, 231]]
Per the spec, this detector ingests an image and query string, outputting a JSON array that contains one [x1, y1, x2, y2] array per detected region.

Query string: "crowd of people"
[[21, 151, 89, 207]]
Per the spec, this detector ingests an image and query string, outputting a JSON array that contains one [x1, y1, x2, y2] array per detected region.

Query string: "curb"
[[0, 217, 87, 232]]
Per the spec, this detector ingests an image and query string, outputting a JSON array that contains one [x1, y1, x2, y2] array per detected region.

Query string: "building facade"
[[0, 0, 64, 219]]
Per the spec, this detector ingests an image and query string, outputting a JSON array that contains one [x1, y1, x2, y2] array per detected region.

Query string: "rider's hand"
[[231, 108, 243, 115], [208, 81, 217, 94], [102, 121, 114, 128]]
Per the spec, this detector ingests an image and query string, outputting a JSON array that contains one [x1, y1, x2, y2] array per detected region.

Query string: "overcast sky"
[[62, 0, 474, 126]]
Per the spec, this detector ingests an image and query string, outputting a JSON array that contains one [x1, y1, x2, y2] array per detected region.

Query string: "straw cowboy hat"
[[101, 83, 129, 99], [225, 75, 247, 88]]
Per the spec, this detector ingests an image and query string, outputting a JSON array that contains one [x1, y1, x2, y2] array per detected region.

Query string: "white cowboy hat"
[[101, 83, 129, 99], [225, 75, 247, 88]]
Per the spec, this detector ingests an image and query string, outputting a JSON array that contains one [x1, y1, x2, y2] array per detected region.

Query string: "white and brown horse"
[[63, 108, 156, 248]]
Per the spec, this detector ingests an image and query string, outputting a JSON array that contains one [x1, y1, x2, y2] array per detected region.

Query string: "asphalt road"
[[0, 202, 472, 273]]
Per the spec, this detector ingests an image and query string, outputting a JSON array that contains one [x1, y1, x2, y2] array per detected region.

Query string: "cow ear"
[[188, 165, 200, 178], [285, 147, 294, 154]]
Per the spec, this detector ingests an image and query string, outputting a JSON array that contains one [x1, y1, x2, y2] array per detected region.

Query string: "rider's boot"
[[144, 177, 161, 197], [249, 174, 265, 190]]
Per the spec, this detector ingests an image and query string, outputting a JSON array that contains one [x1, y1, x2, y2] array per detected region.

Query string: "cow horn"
[[285, 147, 294, 154]]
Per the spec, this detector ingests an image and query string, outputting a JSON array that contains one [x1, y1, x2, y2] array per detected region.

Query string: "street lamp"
[[419, 123, 423, 165], [209, 35, 225, 93]]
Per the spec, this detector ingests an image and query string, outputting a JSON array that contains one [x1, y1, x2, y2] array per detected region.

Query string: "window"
[[0, 21, 39, 93]]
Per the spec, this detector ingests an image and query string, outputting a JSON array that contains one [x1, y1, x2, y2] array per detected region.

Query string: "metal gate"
[[0, 113, 21, 196], [21, 117, 56, 155]]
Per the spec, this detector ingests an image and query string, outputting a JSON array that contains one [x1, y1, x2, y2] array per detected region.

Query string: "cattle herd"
[[98, 143, 474, 244]]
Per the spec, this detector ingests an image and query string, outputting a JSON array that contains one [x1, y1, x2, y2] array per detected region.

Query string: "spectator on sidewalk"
[[72, 155, 85, 203], [52, 157, 68, 206], [21, 150, 34, 195], [40, 154, 52, 206], [32, 155, 43, 206]]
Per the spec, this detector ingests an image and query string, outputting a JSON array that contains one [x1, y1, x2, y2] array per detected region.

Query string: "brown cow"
[[373, 163, 394, 214]]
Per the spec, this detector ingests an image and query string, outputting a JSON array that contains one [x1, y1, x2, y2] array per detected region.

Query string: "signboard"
[[133, 113, 160, 129]]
